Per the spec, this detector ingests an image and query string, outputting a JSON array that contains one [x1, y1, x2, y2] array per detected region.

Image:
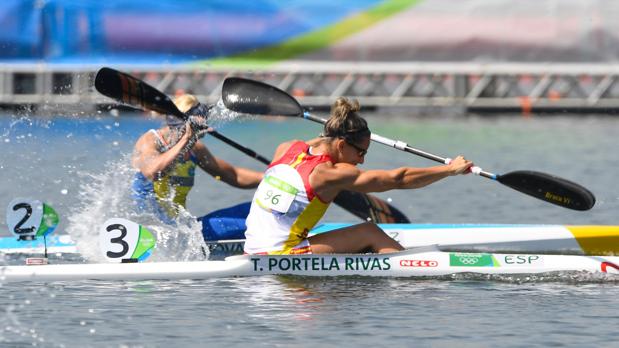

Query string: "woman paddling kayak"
[[131, 94, 263, 240], [244, 97, 473, 255]]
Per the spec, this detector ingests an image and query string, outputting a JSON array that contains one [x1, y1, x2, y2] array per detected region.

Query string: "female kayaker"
[[244, 97, 472, 255], [131, 94, 263, 240]]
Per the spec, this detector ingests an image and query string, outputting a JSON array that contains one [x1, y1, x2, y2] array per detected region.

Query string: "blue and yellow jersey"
[[131, 129, 198, 222]]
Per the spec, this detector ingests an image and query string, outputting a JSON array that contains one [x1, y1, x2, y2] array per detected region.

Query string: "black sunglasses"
[[345, 140, 368, 157]]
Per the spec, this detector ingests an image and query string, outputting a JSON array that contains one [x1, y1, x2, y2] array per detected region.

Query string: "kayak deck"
[[210, 223, 619, 256], [3, 223, 619, 257]]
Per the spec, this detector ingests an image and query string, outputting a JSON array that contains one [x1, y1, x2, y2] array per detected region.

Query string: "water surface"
[[0, 112, 617, 347]]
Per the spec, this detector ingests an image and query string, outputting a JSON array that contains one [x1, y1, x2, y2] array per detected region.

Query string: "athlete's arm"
[[193, 142, 263, 188], [313, 156, 472, 197], [131, 125, 194, 181], [350, 156, 472, 193]]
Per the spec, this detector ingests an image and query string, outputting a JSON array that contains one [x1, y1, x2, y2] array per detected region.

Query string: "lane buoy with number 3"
[[99, 218, 156, 262]]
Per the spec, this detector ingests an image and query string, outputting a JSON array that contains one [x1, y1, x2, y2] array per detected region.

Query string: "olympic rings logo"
[[458, 257, 480, 265]]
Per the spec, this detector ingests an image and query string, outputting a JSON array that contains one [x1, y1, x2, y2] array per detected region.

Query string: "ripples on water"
[[0, 276, 618, 347], [0, 113, 618, 346]]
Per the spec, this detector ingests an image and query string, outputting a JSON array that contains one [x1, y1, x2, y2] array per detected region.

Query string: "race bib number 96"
[[255, 175, 298, 213]]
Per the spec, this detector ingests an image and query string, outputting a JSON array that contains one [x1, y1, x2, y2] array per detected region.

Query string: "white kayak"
[[2, 246, 618, 282], [211, 223, 619, 256], [3, 223, 619, 256]]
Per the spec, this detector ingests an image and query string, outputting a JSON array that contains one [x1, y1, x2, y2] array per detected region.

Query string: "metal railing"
[[2, 62, 619, 114]]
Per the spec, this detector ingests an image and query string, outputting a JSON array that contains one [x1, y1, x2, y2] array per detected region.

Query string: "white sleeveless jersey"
[[244, 141, 331, 254]]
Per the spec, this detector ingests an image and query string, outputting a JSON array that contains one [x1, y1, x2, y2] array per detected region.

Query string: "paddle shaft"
[[301, 112, 496, 180], [207, 129, 271, 165], [300, 111, 594, 210]]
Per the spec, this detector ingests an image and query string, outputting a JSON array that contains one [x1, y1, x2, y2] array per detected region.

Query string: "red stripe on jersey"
[[268, 141, 332, 202]]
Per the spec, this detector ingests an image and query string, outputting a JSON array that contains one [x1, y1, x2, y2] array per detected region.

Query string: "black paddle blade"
[[95, 67, 186, 119], [333, 191, 411, 223], [222, 77, 303, 116], [497, 171, 595, 211]]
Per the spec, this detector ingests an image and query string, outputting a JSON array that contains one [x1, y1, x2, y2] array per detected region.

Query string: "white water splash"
[[65, 155, 207, 262], [206, 98, 257, 128]]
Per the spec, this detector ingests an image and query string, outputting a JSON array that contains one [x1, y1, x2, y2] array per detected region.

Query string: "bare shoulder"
[[132, 130, 159, 168], [332, 162, 361, 178], [272, 140, 302, 162], [310, 162, 360, 199], [316, 162, 360, 184], [134, 130, 157, 150], [276, 140, 301, 152]]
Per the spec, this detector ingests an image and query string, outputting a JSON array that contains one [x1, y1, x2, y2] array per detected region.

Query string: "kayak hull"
[[2, 247, 618, 282]]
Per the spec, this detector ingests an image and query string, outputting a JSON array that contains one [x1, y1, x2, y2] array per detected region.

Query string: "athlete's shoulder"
[[272, 140, 305, 162], [134, 129, 158, 148], [316, 162, 360, 183], [279, 139, 305, 151]]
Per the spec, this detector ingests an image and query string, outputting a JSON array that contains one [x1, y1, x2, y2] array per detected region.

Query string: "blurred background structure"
[[2, 0, 619, 114]]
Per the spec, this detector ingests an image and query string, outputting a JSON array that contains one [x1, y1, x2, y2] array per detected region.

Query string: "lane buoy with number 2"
[[6, 198, 59, 240]]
